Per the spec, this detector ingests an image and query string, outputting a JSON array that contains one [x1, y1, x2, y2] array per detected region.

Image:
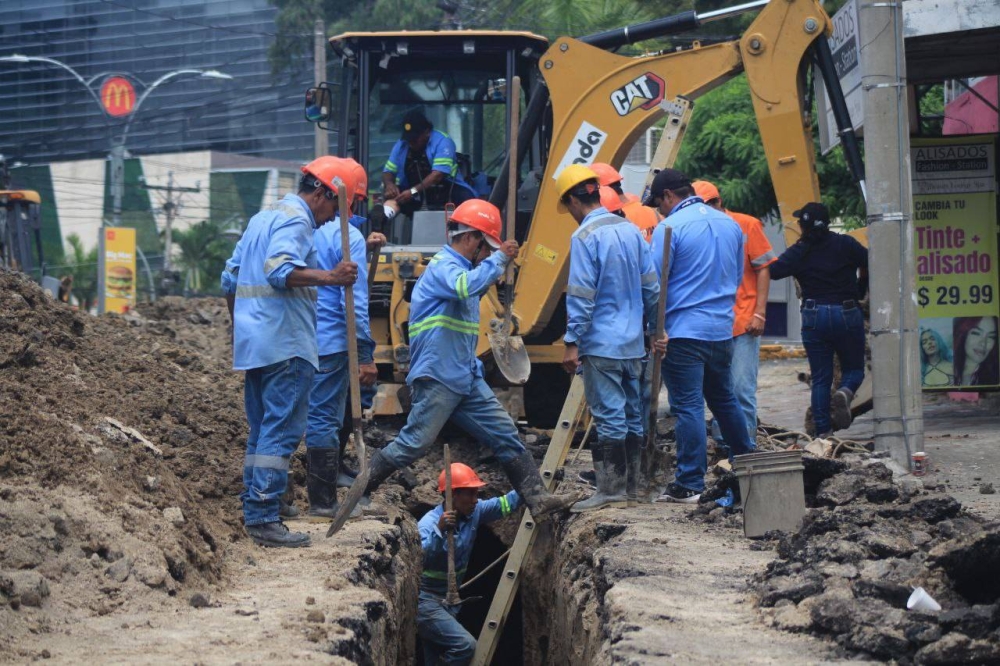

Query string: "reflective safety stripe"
[[567, 284, 597, 300], [235, 284, 318, 301], [422, 568, 466, 580], [577, 215, 624, 241], [264, 253, 295, 274], [267, 203, 302, 219], [385, 160, 398, 172], [641, 271, 658, 285], [225, 265, 239, 276], [455, 272, 469, 299], [410, 314, 479, 337], [751, 250, 777, 267], [245, 454, 290, 471], [499, 495, 511, 517]]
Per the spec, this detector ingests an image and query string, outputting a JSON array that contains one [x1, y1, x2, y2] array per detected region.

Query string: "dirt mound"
[[0, 270, 246, 651], [131, 296, 232, 369], [752, 453, 1000, 663]]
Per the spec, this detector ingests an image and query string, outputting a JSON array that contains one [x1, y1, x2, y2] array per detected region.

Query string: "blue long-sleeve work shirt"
[[406, 244, 508, 394], [314, 215, 374, 363], [650, 196, 744, 342], [383, 129, 476, 196], [220, 194, 320, 371], [565, 207, 659, 359], [418, 490, 521, 595]]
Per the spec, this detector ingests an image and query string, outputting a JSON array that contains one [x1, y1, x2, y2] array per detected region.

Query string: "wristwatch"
[[409, 187, 418, 196]]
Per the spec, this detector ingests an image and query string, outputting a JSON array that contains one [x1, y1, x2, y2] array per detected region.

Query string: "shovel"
[[487, 75, 530, 385], [641, 227, 672, 499], [326, 181, 369, 538], [443, 444, 482, 608]]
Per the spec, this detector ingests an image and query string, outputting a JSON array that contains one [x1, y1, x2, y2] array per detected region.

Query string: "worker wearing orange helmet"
[[417, 462, 520, 663], [338, 199, 577, 522], [590, 162, 659, 242], [221, 155, 359, 548], [692, 180, 776, 453], [304, 158, 388, 520]]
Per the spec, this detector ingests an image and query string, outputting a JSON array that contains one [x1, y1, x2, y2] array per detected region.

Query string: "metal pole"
[[110, 142, 125, 228], [858, 0, 923, 468], [314, 19, 329, 159], [163, 171, 175, 275]]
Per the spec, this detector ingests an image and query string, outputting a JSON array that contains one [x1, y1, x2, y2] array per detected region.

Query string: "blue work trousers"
[[711, 332, 762, 448], [379, 377, 525, 470], [800, 302, 866, 434], [417, 590, 476, 665], [661, 338, 755, 492], [582, 356, 644, 442], [306, 352, 349, 452], [242, 356, 314, 526]]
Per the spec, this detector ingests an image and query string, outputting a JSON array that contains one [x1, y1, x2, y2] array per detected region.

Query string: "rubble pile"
[[0, 270, 246, 633], [131, 296, 232, 370], [753, 455, 1000, 664]]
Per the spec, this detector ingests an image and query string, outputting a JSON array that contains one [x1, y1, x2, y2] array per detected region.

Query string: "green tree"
[[172, 220, 234, 295], [64, 233, 99, 311]]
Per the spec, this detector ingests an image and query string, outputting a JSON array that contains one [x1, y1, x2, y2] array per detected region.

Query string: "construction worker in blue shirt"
[[221, 156, 359, 548], [382, 109, 476, 213], [645, 168, 755, 504], [337, 199, 577, 522], [557, 166, 661, 512], [304, 160, 387, 519], [417, 463, 520, 665]]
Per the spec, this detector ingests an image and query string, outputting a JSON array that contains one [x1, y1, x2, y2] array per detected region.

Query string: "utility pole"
[[314, 19, 329, 159], [858, 0, 923, 469], [141, 171, 200, 292], [110, 142, 125, 227]]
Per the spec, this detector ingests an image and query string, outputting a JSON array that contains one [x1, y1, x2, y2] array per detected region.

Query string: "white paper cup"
[[907, 587, 941, 612]]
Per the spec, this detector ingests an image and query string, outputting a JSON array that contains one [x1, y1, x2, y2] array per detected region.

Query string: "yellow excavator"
[[307, 0, 866, 425]]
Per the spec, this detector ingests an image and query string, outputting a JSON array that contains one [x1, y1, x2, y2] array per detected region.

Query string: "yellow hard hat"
[[555, 165, 600, 213]]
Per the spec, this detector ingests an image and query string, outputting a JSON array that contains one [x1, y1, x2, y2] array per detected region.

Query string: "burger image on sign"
[[106, 266, 134, 299]]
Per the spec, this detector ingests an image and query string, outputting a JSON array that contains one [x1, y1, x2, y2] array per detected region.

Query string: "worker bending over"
[[222, 157, 358, 547], [337, 199, 576, 520], [559, 165, 660, 512], [304, 159, 386, 519], [417, 463, 520, 665]]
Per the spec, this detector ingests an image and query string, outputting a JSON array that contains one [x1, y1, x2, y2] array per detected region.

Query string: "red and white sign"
[[100, 76, 136, 117]]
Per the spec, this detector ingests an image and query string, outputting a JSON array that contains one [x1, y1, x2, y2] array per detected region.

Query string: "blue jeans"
[[417, 590, 476, 665], [711, 333, 761, 447], [379, 377, 525, 469], [661, 338, 755, 492], [582, 356, 644, 441], [800, 302, 866, 434], [306, 352, 349, 451], [242, 357, 315, 526]]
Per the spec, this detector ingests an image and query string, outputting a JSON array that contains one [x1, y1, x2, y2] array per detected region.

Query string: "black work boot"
[[571, 441, 627, 513], [306, 448, 340, 519], [501, 451, 578, 519], [624, 433, 642, 507], [246, 521, 311, 548], [279, 478, 300, 519], [831, 387, 855, 431], [337, 422, 359, 488]]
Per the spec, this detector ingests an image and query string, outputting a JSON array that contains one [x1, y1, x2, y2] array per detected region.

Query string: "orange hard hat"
[[346, 159, 369, 203], [438, 463, 487, 492], [590, 162, 623, 187], [448, 199, 503, 248], [599, 186, 623, 213], [692, 180, 721, 202], [301, 156, 357, 201]]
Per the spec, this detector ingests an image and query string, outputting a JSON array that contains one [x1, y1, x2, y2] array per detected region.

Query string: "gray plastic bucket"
[[732, 450, 806, 538]]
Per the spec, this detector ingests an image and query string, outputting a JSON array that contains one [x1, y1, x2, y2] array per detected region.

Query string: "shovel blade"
[[488, 331, 531, 385], [325, 468, 369, 537]]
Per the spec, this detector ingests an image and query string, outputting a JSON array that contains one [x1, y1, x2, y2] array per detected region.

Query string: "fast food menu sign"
[[912, 136, 999, 390], [99, 227, 137, 314]]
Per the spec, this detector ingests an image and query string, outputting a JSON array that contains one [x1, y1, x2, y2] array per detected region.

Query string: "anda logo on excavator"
[[609, 72, 665, 116]]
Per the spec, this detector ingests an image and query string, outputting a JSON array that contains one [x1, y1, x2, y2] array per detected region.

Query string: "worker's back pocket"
[[801, 307, 818, 331]]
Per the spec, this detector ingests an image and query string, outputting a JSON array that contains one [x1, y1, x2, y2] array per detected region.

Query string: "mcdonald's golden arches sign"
[[100, 76, 136, 117]]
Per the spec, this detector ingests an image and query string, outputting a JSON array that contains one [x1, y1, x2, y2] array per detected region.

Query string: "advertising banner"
[[99, 227, 137, 314], [913, 136, 999, 390]]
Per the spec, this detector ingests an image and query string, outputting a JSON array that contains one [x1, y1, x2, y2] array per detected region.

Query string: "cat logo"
[[609, 73, 665, 116]]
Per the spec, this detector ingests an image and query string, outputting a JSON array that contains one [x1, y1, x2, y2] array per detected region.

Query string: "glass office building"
[[0, 0, 315, 164]]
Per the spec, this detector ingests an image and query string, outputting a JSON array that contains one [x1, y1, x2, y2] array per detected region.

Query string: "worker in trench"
[[645, 168, 755, 504], [417, 463, 519, 665], [558, 165, 662, 512], [302, 159, 386, 520], [692, 180, 776, 456], [337, 199, 578, 520], [221, 156, 359, 548]]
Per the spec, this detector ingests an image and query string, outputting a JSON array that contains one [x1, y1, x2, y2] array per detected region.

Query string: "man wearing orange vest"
[[692, 180, 777, 452], [590, 162, 659, 242]]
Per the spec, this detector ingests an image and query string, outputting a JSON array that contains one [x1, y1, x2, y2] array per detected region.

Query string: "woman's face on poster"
[[965, 317, 998, 366], [921, 331, 938, 356]]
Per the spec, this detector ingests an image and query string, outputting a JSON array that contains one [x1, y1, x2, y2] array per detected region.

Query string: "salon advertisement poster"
[[912, 136, 998, 390]]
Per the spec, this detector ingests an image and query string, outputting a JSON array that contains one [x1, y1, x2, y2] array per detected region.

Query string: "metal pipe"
[[697, 0, 770, 24], [813, 35, 868, 200]]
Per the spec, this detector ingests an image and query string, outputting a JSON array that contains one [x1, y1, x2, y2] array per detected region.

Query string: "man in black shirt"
[[770, 203, 869, 435]]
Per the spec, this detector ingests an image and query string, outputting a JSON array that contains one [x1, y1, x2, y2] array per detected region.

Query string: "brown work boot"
[[501, 452, 579, 518]]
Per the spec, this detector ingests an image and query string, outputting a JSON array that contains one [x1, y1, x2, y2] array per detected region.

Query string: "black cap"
[[792, 202, 830, 228], [642, 168, 692, 207], [401, 109, 431, 141]]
